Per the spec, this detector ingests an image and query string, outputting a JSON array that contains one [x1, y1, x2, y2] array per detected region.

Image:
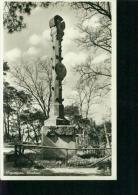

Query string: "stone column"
[[44, 15, 69, 126]]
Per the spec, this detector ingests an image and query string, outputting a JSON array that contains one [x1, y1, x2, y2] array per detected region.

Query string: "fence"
[[14, 143, 111, 167]]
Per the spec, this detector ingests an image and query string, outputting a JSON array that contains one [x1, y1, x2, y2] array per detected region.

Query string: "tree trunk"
[[31, 124, 39, 144], [4, 112, 8, 137], [17, 113, 22, 141], [104, 123, 110, 148], [7, 113, 10, 136]]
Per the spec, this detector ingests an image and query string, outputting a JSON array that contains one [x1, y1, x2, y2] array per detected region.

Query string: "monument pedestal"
[[44, 116, 70, 126], [41, 125, 76, 159]]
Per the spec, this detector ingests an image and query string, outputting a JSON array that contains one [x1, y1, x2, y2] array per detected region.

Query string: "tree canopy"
[[3, 2, 50, 33]]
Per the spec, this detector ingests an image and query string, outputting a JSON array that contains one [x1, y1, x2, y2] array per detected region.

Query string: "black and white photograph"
[[1, 0, 116, 180]]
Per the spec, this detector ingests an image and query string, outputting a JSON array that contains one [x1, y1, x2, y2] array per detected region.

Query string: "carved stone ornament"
[[55, 62, 67, 81]]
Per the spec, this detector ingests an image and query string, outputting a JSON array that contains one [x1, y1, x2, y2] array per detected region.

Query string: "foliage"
[[96, 120, 111, 147], [20, 109, 45, 144], [3, 62, 10, 75], [3, 82, 16, 139], [68, 155, 106, 167], [65, 105, 84, 132], [3, 63, 44, 143], [3, 2, 50, 33], [65, 105, 100, 147], [64, 105, 111, 148], [97, 158, 111, 172], [4, 83, 32, 141], [64, 105, 79, 119]]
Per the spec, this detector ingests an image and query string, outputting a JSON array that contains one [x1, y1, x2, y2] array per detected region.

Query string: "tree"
[[12, 90, 32, 141], [75, 74, 101, 118], [3, 2, 50, 33], [3, 82, 16, 139], [74, 2, 111, 53], [3, 62, 15, 139], [3, 62, 10, 75], [12, 57, 52, 120], [103, 122, 111, 148], [64, 105, 94, 139], [96, 120, 111, 148], [3, 62, 44, 143], [74, 2, 111, 20], [3, 81, 32, 142], [64, 105, 79, 118], [73, 2, 112, 97], [64, 104, 80, 127], [75, 57, 111, 95], [20, 109, 45, 144]]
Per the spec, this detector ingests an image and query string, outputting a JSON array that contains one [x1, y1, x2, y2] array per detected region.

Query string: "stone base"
[[41, 125, 76, 159], [44, 117, 70, 126], [56, 117, 70, 125]]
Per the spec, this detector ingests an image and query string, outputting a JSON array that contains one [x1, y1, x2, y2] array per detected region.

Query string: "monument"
[[41, 15, 76, 158], [44, 15, 69, 126]]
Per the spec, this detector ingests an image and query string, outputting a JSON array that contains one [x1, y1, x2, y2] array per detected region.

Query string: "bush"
[[67, 155, 98, 167], [97, 159, 111, 170], [76, 150, 106, 159], [14, 155, 33, 167]]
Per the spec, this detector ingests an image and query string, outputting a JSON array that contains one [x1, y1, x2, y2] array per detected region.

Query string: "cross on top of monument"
[[49, 15, 65, 41]]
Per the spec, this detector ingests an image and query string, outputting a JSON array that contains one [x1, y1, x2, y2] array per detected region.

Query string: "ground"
[[4, 162, 110, 176], [4, 145, 111, 176]]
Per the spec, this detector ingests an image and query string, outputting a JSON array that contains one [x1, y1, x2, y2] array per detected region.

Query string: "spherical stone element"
[[55, 62, 67, 81]]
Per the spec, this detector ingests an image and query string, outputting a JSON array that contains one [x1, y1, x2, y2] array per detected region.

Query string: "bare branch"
[[11, 58, 52, 119]]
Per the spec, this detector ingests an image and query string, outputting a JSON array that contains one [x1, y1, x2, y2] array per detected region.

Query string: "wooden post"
[[14, 144, 18, 166], [104, 123, 110, 148]]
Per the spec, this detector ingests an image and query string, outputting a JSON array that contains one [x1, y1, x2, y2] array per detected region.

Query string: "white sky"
[[4, 3, 111, 124]]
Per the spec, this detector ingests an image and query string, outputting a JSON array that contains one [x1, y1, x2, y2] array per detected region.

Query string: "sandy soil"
[[4, 162, 111, 176]]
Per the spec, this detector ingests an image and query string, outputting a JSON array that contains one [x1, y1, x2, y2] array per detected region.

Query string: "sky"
[[4, 2, 111, 124]]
